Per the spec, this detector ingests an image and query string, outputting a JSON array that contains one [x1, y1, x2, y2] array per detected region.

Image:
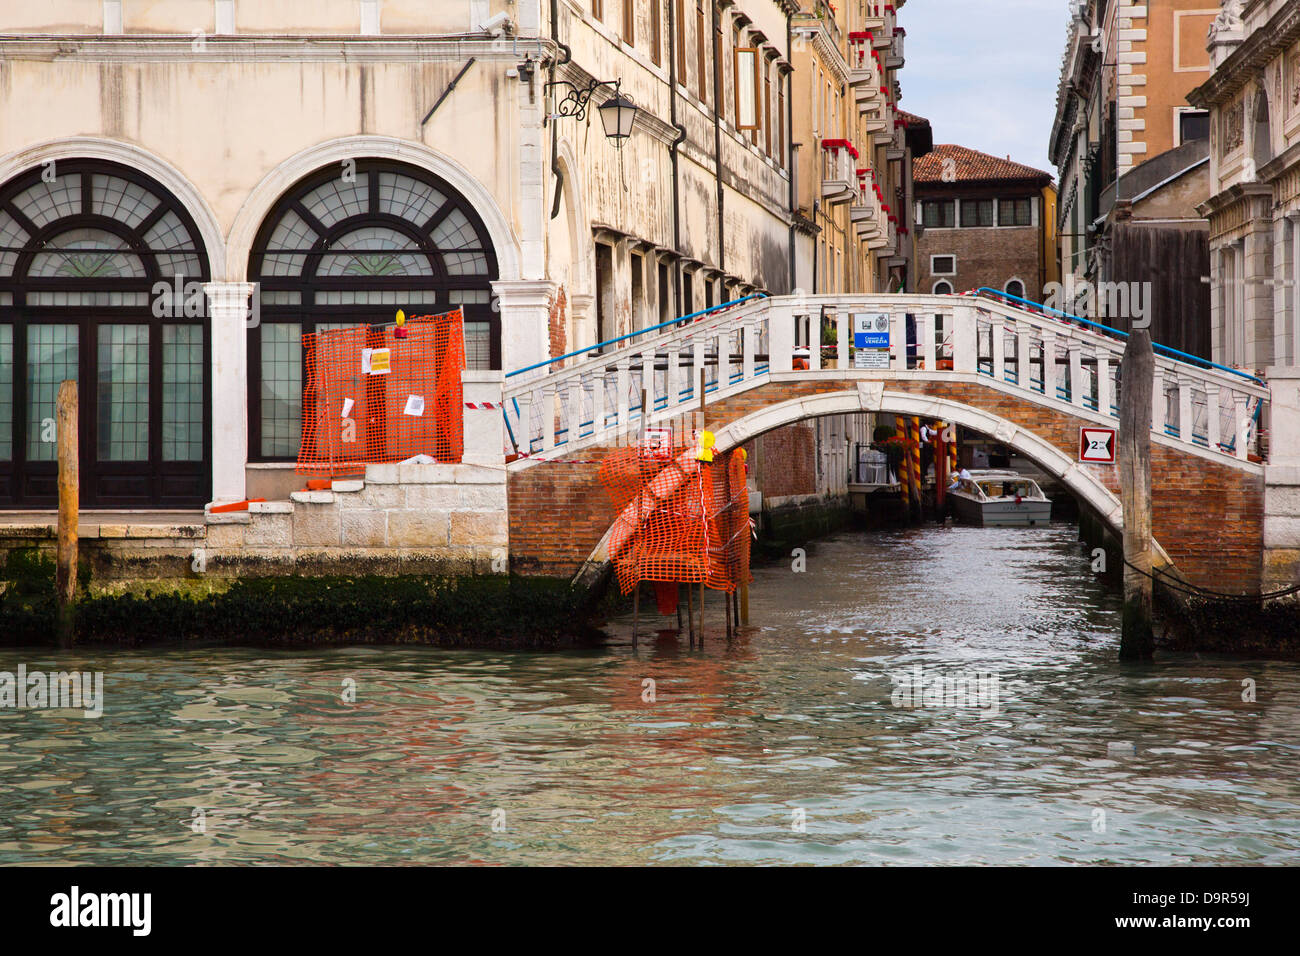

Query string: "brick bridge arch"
[[508, 376, 1265, 594]]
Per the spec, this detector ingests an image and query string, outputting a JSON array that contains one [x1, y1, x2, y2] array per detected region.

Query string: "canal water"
[[1, 523, 1298, 865]]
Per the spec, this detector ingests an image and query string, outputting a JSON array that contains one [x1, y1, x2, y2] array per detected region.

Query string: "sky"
[[899, 0, 1069, 178]]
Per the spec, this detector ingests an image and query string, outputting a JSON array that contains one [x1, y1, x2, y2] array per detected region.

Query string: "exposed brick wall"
[[507, 378, 1265, 592], [917, 222, 1044, 300], [548, 287, 567, 362], [748, 424, 817, 499]]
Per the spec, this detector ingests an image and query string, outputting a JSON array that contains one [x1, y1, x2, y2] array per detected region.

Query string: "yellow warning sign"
[[362, 347, 391, 375]]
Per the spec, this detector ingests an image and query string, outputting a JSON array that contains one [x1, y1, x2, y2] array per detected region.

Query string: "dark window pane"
[[1180, 110, 1210, 143], [961, 199, 994, 227]]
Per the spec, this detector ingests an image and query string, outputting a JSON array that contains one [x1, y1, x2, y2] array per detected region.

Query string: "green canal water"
[[1, 524, 1297, 865]]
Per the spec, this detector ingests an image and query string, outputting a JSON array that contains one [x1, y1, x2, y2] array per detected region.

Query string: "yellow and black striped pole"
[[909, 416, 923, 518], [895, 417, 910, 511]]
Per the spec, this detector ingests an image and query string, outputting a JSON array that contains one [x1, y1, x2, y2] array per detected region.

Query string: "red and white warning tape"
[[464, 401, 502, 410], [511, 452, 604, 464]]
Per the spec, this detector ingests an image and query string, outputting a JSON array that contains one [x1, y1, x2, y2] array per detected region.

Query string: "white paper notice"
[[404, 395, 426, 417], [340, 397, 354, 418]]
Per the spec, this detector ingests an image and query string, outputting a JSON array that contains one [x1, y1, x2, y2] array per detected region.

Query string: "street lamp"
[[597, 92, 638, 145], [545, 77, 638, 147]]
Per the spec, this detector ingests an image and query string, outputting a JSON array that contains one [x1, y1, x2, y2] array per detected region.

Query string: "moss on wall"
[[0, 549, 601, 648]]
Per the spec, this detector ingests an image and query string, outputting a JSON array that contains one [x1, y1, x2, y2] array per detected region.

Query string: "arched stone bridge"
[[497, 294, 1270, 594]]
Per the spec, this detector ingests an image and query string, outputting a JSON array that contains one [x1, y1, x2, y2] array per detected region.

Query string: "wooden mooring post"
[[55, 380, 78, 647], [1118, 329, 1155, 660]]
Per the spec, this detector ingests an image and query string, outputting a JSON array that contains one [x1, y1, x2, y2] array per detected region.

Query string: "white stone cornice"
[[791, 22, 850, 88], [0, 35, 558, 63]]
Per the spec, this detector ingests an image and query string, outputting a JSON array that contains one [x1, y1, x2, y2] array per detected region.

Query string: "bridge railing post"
[[808, 308, 822, 371], [1232, 392, 1250, 460], [743, 318, 758, 381], [837, 308, 850, 368], [890, 309, 908, 371], [1177, 374, 1195, 443], [1151, 365, 1166, 438], [988, 314, 1005, 383], [719, 327, 732, 390], [616, 361, 630, 433], [693, 337, 707, 401], [919, 311, 936, 371], [1041, 329, 1058, 400], [951, 304, 977, 374], [1096, 353, 1112, 418], [463, 370, 507, 466], [1207, 384, 1222, 450], [1068, 345, 1085, 408], [769, 303, 795, 373], [1015, 319, 1033, 389]]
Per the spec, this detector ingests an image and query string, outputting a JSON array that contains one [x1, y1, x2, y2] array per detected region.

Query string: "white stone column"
[[203, 281, 254, 505], [493, 278, 557, 378]]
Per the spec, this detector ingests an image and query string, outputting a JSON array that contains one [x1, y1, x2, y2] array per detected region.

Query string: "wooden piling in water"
[[1119, 329, 1155, 660], [55, 380, 78, 647]]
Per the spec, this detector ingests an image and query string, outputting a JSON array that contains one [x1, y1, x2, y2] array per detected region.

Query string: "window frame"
[[922, 199, 955, 228], [734, 47, 761, 130], [246, 161, 500, 463], [998, 197, 1032, 227], [930, 255, 957, 277]]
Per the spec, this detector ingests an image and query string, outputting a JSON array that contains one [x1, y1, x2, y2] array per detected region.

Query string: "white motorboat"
[[948, 469, 1052, 527]]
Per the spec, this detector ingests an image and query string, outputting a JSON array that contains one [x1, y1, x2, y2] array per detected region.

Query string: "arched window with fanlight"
[[247, 161, 499, 461], [0, 160, 210, 508], [1004, 278, 1025, 301]]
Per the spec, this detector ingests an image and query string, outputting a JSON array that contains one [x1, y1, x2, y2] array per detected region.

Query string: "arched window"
[[932, 280, 954, 295], [248, 161, 499, 460], [0, 161, 210, 508], [1005, 279, 1025, 300]]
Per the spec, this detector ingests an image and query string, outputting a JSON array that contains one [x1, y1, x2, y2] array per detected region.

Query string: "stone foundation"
[[0, 463, 508, 583]]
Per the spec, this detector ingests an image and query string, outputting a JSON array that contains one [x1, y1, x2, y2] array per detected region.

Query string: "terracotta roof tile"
[[913, 144, 1053, 185]]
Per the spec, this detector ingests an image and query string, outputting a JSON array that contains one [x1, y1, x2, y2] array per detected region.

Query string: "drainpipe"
[[548, 0, 571, 220], [712, 1, 725, 286], [669, 0, 685, 316], [786, 11, 795, 292], [811, 199, 820, 293]]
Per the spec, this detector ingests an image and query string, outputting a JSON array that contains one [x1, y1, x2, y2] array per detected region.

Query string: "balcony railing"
[[886, 27, 904, 67], [821, 140, 857, 203], [847, 32, 876, 87]]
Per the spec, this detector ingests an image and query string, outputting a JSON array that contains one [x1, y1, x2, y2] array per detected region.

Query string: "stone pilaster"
[[493, 278, 558, 377], [1264, 364, 1300, 589], [203, 281, 255, 505]]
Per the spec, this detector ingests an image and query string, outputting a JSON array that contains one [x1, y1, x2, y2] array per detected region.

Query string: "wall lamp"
[[544, 77, 638, 146]]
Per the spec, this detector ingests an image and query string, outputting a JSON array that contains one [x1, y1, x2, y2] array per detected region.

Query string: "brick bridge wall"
[[507, 378, 1265, 593]]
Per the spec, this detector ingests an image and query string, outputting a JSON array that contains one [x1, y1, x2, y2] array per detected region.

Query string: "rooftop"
[[914, 144, 1054, 186]]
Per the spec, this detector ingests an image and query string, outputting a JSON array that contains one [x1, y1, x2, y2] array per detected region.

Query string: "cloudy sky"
[[899, 0, 1068, 178]]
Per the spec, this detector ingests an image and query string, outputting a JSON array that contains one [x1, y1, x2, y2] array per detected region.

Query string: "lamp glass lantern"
[[598, 94, 638, 145]]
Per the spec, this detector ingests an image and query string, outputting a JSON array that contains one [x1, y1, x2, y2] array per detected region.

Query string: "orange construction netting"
[[298, 309, 466, 477], [599, 440, 752, 597]]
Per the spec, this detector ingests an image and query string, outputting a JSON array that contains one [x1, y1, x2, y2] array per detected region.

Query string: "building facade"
[[913, 145, 1056, 302], [0, 0, 819, 509], [1050, 0, 1218, 287], [1189, 0, 1300, 373], [1186, 0, 1300, 588]]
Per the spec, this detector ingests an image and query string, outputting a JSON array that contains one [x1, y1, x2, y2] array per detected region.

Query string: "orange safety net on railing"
[[298, 309, 465, 477], [599, 439, 751, 596]]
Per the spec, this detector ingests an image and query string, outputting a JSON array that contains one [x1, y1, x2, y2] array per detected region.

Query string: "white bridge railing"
[[500, 294, 1270, 466]]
